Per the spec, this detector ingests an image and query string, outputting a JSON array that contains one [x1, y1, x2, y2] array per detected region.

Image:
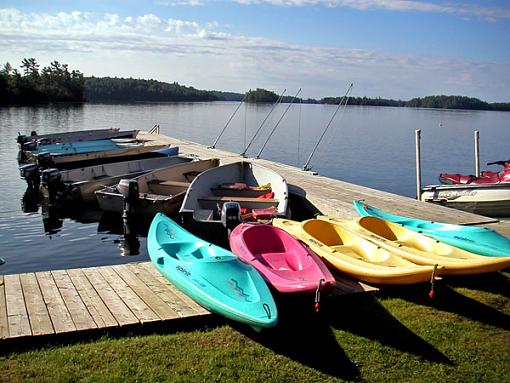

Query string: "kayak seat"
[[259, 252, 295, 271], [160, 242, 204, 260]]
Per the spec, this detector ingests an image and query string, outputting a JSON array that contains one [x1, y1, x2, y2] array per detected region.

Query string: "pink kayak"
[[229, 223, 336, 294]]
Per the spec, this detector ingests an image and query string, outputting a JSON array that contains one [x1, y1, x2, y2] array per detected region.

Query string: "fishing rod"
[[256, 88, 302, 159], [210, 91, 249, 149], [240, 88, 286, 157], [302, 83, 353, 171]]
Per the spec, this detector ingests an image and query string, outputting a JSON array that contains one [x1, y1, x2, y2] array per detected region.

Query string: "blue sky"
[[1, 0, 509, 101]]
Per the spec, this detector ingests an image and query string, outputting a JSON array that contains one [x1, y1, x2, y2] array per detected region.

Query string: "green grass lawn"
[[1, 271, 509, 383]]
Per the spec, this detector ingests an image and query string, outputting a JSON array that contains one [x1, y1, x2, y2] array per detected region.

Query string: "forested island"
[[1, 58, 509, 111]]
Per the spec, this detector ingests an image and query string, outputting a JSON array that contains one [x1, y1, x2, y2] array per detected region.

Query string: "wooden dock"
[[0, 262, 372, 341], [0, 263, 211, 341], [138, 131, 510, 237], [3, 130, 509, 343]]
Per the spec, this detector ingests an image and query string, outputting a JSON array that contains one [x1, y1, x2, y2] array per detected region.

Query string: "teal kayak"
[[353, 200, 510, 257], [148, 213, 278, 330]]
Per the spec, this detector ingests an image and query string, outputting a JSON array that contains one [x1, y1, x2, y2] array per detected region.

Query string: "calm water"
[[1, 103, 509, 275]]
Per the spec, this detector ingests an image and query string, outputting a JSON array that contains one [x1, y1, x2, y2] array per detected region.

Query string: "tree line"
[[1, 58, 508, 111], [0, 58, 84, 104]]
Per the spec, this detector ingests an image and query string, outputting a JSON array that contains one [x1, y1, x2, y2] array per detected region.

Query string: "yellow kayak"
[[318, 216, 510, 275], [271, 218, 440, 285]]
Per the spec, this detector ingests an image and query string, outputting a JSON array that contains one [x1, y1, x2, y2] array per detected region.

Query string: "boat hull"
[[148, 213, 278, 330], [353, 200, 510, 257], [420, 183, 510, 217], [272, 218, 438, 285], [229, 223, 336, 294], [180, 161, 289, 233], [318, 215, 510, 275]]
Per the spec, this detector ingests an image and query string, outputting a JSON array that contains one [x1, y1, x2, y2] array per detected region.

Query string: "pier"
[[2, 131, 509, 343]]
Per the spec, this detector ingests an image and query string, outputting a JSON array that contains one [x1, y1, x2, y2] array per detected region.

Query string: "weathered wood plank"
[[0, 275, 10, 338], [66, 268, 118, 329], [36, 271, 76, 334], [112, 264, 180, 321], [82, 267, 138, 326], [52, 270, 97, 331], [4, 274, 31, 338], [19, 273, 54, 336], [129, 263, 209, 317], [141, 262, 210, 315], [98, 266, 159, 323]]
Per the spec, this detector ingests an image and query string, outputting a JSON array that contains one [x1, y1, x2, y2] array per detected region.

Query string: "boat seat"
[[158, 180, 191, 187], [259, 252, 293, 271]]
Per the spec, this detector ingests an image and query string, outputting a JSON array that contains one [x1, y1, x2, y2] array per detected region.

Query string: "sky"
[[1, 0, 510, 101]]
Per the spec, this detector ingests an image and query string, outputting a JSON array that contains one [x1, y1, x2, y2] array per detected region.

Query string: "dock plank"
[[128, 263, 208, 317], [4, 274, 31, 338], [19, 273, 54, 336], [36, 271, 76, 334], [82, 267, 138, 326], [0, 276, 10, 338], [52, 270, 97, 331], [112, 264, 180, 321], [66, 268, 118, 329], [140, 262, 210, 316], [98, 266, 159, 323]]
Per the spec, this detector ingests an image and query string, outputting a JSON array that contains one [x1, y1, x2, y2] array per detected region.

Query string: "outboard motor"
[[41, 168, 62, 186], [19, 164, 40, 189], [21, 141, 38, 152], [37, 152, 53, 169], [40, 168, 64, 205], [118, 179, 139, 218], [221, 202, 241, 235], [16, 133, 26, 146]]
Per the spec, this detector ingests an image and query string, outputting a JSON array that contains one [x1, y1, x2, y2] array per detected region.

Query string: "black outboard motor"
[[40, 168, 64, 205], [22, 141, 38, 151], [37, 152, 53, 169], [221, 202, 241, 235], [16, 133, 26, 146], [19, 164, 40, 189], [118, 179, 139, 218]]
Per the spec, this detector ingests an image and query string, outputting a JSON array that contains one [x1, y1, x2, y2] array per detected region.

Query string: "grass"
[[1, 270, 509, 383]]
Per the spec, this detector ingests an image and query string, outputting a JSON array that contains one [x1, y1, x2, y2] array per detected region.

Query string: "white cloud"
[[234, 0, 510, 21], [156, 0, 205, 6], [0, 8, 508, 101]]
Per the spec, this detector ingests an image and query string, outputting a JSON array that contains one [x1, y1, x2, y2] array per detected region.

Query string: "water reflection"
[[98, 212, 150, 257], [41, 204, 64, 235], [21, 187, 40, 213]]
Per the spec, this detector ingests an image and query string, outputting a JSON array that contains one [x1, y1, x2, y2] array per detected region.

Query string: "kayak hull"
[[229, 223, 336, 294], [148, 213, 278, 329], [353, 200, 510, 257], [272, 218, 438, 285], [319, 214, 510, 275]]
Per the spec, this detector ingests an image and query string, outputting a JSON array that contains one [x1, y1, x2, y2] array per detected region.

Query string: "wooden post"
[[415, 129, 422, 200], [474, 130, 480, 177]]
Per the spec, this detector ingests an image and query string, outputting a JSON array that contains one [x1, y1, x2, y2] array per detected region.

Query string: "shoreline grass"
[[1, 271, 509, 383]]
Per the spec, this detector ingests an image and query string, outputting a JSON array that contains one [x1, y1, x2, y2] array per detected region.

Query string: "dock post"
[[415, 129, 422, 200], [474, 130, 480, 177]]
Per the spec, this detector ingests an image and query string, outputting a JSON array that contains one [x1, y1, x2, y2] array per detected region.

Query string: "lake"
[[1, 102, 509, 274]]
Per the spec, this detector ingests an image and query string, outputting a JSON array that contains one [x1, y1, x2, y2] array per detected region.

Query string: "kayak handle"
[[263, 303, 272, 319]]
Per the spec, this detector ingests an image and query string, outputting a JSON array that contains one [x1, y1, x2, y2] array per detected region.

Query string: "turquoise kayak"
[[148, 213, 278, 330], [353, 200, 510, 257]]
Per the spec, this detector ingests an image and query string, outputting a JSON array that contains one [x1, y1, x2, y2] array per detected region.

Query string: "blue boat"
[[353, 200, 510, 257], [148, 213, 278, 330], [31, 139, 136, 155]]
